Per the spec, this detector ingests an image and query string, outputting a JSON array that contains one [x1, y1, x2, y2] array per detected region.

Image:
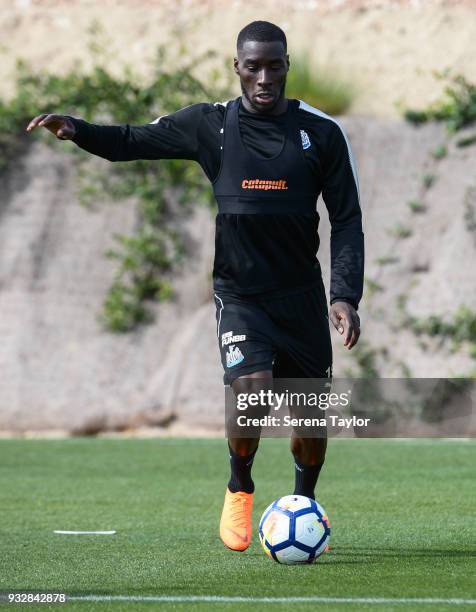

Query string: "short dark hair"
[[237, 20, 287, 53]]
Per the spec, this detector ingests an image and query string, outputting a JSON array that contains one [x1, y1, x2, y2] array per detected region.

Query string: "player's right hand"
[[25, 114, 76, 140]]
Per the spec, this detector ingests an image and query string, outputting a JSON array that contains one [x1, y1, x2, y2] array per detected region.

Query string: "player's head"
[[235, 20, 289, 114]]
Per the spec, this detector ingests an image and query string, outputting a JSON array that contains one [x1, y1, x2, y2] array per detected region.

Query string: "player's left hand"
[[329, 301, 360, 350]]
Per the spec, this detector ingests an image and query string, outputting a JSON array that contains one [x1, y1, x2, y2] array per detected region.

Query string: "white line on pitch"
[[54, 530, 116, 535], [67, 595, 476, 605]]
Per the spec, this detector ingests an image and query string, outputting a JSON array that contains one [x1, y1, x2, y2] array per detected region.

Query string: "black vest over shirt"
[[212, 97, 321, 295]]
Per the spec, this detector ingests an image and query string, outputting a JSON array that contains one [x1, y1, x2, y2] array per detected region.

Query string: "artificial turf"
[[0, 438, 474, 611]]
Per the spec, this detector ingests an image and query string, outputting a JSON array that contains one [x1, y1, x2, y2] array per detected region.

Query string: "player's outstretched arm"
[[26, 114, 76, 140], [26, 113, 131, 161], [26, 104, 206, 164]]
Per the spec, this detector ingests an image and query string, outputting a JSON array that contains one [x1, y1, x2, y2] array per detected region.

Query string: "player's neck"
[[240, 94, 289, 116]]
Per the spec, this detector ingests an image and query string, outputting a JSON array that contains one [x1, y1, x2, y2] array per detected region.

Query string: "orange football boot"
[[219, 488, 253, 551]]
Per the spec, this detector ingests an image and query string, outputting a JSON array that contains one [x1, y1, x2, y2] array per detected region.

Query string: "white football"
[[258, 495, 330, 564]]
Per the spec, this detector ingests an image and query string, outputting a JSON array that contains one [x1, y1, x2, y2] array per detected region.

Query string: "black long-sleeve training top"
[[69, 96, 364, 309]]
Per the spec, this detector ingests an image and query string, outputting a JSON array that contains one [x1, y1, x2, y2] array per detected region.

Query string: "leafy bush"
[[404, 306, 476, 361], [456, 133, 476, 148], [404, 73, 476, 132], [387, 224, 412, 239], [431, 144, 448, 160], [407, 200, 427, 213], [422, 173, 437, 189]]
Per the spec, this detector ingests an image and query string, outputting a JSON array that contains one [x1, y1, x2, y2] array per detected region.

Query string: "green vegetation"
[[0, 438, 474, 611], [410, 306, 476, 344], [286, 55, 354, 115], [422, 173, 437, 189], [456, 132, 476, 148], [377, 217, 414, 274], [101, 231, 175, 332], [401, 74, 476, 259], [375, 255, 399, 266], [396, 292, 408, 312], [401, 305, 476, 362], [2, 48, 230, 332], [364, 277, 384, 298], [404, 73, 476, 132], [407, 199, 427, 213], [404, 74, 475, 255], [464, 186, 476, 237], [430, 143, 448, 160], [343, 340, 387, 378], [387, 223, 412, 239], [397, 361, 413, 378]]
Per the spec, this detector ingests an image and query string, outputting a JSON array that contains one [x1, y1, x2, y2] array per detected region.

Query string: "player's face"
[[234, 40, 289, 114]]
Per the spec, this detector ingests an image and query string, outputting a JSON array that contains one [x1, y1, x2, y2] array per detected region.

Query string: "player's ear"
[[233, 56, 240, 75], [286, 54, 290, 71]]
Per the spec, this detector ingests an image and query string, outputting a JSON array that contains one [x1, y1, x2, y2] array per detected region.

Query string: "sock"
[[227, 443, 256, 494], [293, 459, 324, 500]]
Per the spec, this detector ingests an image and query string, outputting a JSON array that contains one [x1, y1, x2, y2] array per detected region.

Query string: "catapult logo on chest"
[[241, 179, 288, 191]]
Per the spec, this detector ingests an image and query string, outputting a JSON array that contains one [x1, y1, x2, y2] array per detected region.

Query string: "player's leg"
[[274, 345, 329, 500], [228, 369, 273, 491], [220, 370, 272, 551], [290, 434, 327, 500], [268, 283, 332, 501], [214, 292, 276, 551]]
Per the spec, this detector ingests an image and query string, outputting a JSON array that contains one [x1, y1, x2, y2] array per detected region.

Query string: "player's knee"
[[231, 370, 273, 395], [230, 371, 273, 422]]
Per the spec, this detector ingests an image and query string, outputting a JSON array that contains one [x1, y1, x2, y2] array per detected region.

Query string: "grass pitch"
[[0, 438, 475, 611]]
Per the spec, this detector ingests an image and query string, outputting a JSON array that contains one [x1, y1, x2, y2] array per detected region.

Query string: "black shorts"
[[214, 281, 333, 386]]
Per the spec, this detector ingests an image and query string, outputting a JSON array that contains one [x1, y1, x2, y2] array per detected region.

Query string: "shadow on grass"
[[334, 546, 475, 558], [246, 551, 378, 564]]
